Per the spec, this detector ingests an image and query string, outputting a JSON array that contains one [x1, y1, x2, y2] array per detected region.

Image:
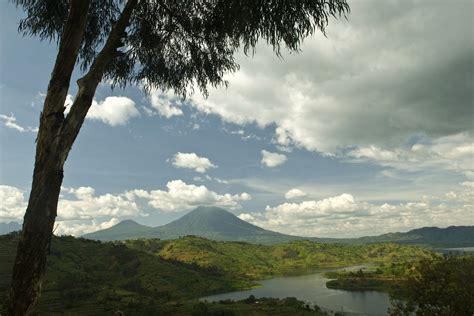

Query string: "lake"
[[202, 267, 391, 315], [444, 247, 474, 252]]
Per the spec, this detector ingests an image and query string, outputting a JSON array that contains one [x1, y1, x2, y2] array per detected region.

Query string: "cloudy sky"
[[0, 0, 472, 238]]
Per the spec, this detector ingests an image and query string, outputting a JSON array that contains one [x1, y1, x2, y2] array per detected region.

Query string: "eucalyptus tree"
[[8, 0, 349, 314]]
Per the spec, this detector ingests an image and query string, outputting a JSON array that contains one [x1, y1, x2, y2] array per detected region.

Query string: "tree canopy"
[[14, 0, 349, 96], [390, 256, 474, 316]]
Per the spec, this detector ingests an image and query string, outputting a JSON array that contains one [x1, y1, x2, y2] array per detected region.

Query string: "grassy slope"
[[0, 233, 246, 315], [123, 236, 435, 281], [1, 234, 436, 314], [0, 233, 331, 315]]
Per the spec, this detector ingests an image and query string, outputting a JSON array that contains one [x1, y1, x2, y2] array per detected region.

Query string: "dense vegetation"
[[389, 256, 474, 316], [123, 236, 435, 281], [325, 260, 430, 292], [0, 233, 245, 314], [0, 233, 435, 314]]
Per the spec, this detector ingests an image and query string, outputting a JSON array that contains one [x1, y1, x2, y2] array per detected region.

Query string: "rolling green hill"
[[356, 226, 474, 247], [123, 236, 435, 280], [83, 206, 474, 247], [1, 233, 436, 314], [0, 233, 246, 315]]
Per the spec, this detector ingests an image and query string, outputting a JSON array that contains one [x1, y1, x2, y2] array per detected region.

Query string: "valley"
[[1, 207, 473, 315], [1, 231, 437, 315], [82, 207, 474, 248]]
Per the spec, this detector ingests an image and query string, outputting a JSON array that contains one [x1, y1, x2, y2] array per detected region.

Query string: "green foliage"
[[0, 233, 242, 314], [12, 0, 349, 94], [0, 232, 444, 314], [389, 256, 474, 316], [124, 236, 435, 281], [324, 253, 442, 292], [194, 297, 326, 316]]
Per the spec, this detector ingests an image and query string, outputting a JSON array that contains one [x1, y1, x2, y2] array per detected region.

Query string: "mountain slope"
[[356, 226, 474, 247], [148, 206, 303, 243], [82, 206, 474, 247], [83, 219, 154, 241], [83, 206, 306, 244], [0, 232, 245, 315]]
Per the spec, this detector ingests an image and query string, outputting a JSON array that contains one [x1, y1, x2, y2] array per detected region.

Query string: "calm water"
[[202, 268, 391, 315], [444, 247, 474, 252]]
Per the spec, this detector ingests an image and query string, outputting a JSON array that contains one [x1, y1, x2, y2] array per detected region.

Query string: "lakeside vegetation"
[[0, 232, 448, 314], [123, 236, 435, 281], [323, 255, 474, 316], [324, 260, 425, 292], [0, 233, 247, 314], [389, 256, 474, 315]]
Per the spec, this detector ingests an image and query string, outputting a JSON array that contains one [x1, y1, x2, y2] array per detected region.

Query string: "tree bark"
[[7, 1, 91, 315], [7, 0, 137, 314]]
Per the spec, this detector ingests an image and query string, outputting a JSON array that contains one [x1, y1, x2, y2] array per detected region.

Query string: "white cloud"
[[0, 185, 27, 222], [148, 89, 183, 118], [54, 218, 120, 236], [129, 180, 251, 212], [1, 182, 251, 235], [285, 188, 307, 199], [238, 213, 256, 222], [347, 133, 474, 176], [58, 186, 143, 220], [0, 114, 38, 133], [242, 184, 474, 238], [261, 150, 287, 168], [65, 95, 139, 126], [172, 152, 217, 173], [188, 0, 472, 173]]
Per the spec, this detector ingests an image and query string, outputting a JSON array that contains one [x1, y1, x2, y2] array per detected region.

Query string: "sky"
[[0, 0, 473, 238]]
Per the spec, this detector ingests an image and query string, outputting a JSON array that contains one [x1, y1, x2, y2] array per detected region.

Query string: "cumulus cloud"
[[0, 185, 144, 225], [189, 0, 473, 171], [238, 213, 256, 222], [58, 186, 143, 220], [172, 152, 217, 173], [65, 94, 139, 126], [0, 114, 38, 133], [148, 89, 183, 118], [0, 185, 27, 222], [129, 180, 251, 212], [285, 188, 307, 199], [261, 150, 287, 168], [54, 218, 120, 236], [240, 184, 474, 238], [347, 133, 474, 176], [1, 181, 251, 235]]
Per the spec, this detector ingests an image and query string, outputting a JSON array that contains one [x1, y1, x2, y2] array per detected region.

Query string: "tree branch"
[[60, 0, 138, 156], [156, 0, 206, 43]]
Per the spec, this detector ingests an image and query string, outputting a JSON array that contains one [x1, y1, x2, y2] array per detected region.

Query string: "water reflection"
[[202, 270, 391, 315]]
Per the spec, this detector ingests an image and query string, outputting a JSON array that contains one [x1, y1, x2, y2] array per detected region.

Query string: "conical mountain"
[[148, 206, 299, 243], [83, 206, 474, 246], [83, 206, 303, 244], [83, 219, 154, 241]]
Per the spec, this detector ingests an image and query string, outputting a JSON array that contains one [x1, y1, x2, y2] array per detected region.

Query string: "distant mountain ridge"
[[0, 222, 21, 235], [357, 226, 474, 247], [84, 206, 306, 244], [82, 206, 474, 247]]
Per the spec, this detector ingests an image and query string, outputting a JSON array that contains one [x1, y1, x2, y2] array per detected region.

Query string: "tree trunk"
[[7, 1, 91, 314], [7, 0, 137, 314]]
